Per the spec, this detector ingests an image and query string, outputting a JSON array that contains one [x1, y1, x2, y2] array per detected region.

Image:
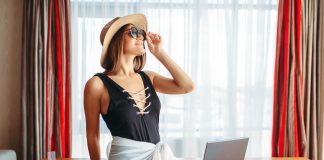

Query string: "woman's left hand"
[[146, 31, 163, 56]]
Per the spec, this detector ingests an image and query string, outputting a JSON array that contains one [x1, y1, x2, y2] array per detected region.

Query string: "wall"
[[0, 0, 23, 159]]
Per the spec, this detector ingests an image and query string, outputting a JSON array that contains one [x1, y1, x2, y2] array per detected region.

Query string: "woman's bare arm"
[[145, 32, 195, 94], [84, 77, 104, 160], [144, 50, 195, 94]]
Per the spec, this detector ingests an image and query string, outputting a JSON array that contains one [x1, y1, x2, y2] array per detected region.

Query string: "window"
[[71, 0, 277, 158]]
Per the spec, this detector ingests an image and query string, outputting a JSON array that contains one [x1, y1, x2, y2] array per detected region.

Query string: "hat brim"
[[100, 14, 147, 68]]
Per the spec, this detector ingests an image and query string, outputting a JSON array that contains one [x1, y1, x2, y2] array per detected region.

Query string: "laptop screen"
[[203, 138, 249, 160]]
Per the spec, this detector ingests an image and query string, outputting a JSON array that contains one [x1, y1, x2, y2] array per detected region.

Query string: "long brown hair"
[[103, 24, 146, 73]]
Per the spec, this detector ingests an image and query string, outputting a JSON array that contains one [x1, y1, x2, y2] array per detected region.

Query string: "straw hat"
[[99, 13, 147, 68]]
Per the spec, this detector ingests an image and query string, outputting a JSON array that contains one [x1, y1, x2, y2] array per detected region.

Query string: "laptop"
[[203, 138, 249, 160]]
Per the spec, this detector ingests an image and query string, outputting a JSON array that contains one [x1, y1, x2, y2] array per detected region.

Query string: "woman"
[[84, 13, 194, 160]]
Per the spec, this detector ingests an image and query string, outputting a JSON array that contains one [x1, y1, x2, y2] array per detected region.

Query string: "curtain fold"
[[21, 0, 71, 159], [272, 0, 323, 159], [318, 1, 324, 159]]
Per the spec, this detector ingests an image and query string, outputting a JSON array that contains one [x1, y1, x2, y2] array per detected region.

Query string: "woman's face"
[[123, 25, 146, 56]]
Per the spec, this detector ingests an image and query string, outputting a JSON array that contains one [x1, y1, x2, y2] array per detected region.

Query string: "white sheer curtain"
[[71, 0, 278, 158]]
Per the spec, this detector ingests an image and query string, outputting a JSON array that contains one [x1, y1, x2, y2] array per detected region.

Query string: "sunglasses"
[[125, 27, 146, 40]]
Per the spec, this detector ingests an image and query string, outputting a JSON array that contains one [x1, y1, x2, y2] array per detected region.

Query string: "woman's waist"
[[109, 133, 160, 144]]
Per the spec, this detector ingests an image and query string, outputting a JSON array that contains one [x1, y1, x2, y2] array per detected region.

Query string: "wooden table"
[[51, 158, 308, 160]]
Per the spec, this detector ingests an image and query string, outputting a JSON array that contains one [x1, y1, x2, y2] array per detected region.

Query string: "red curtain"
[[46, 0, 71, 157], [22, 0, 71, 159], [272, 0, 303, 157], [272, 0, 323, 159]]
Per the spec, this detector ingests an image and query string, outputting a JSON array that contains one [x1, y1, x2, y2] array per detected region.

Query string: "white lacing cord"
[[123, 87, 151, 115], [124, 87, 148, 95]]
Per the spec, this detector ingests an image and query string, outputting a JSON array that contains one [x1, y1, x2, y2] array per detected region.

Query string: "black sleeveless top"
[[95, 71, 161, 144]]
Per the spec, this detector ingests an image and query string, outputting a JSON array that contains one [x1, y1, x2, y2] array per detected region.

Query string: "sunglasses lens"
[[130, 27, 138, 38], [128, 27, 145, 40], [138, 30, 146, 39]]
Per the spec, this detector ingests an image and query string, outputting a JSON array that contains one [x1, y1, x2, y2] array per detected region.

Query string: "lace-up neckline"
[[106, 73, 151, 115], [123, 87, 151, 115]]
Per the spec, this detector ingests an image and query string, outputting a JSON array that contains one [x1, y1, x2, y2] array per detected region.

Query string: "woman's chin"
[[132, 47, 145, 55], [126, 49, 145, 56], [137, 49, 146, 55]]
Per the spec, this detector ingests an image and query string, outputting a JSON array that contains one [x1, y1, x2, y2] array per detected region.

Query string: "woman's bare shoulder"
[[84, 76, 105, 96], [143, 70, 157, 81], [142, 70, 156, 82]]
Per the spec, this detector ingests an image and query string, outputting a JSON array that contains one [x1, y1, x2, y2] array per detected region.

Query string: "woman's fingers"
[[146, 33, 153, 43], [156, 34, 161, 42], [147, 32, 160, 43]]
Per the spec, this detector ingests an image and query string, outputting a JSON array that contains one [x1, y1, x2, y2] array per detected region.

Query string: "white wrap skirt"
[[107, 136, 176, 160]]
